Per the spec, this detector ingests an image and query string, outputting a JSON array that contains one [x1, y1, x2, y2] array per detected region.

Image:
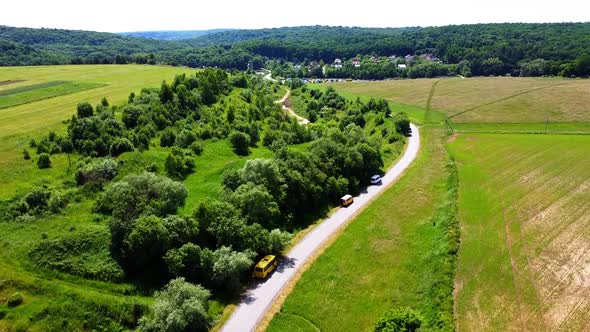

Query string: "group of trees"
[[17, 67, 415, 330]]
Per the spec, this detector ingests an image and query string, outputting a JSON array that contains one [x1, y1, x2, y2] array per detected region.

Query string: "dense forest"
[[2, 23, 590, 77]]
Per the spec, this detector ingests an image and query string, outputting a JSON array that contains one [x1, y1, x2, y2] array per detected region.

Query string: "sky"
[[1, 0, 589, 32]]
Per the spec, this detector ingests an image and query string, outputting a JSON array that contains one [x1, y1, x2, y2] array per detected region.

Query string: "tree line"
[[3, 24, 590, 77]]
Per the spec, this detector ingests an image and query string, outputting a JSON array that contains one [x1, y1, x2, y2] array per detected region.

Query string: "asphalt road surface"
[[222, 123, 421, 332]]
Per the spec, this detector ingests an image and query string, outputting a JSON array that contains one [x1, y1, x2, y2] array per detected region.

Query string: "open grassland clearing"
[[0, 81, 105, 109], [267, 126, 459, 331], [449, 133, 590, 331]]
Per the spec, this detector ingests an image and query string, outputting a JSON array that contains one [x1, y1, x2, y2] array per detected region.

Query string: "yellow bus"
[[340, 194, 354, 207], [253, 255, 278, 279]]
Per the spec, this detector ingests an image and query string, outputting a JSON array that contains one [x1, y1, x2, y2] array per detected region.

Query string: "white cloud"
[[1, 0, 589, 32]]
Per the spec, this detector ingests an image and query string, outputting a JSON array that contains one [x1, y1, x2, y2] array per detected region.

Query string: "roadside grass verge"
[[449, 133, 590, 331], [266, 125, 460, 331]]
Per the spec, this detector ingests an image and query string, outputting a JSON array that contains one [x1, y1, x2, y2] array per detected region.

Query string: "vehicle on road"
[[254, 255, 278, 279], [340, 194, 354, 207], [370, 174, 382, 184]]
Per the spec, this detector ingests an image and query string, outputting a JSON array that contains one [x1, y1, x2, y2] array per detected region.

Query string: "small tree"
[[109, 137, 134, 157], [138, 278, 211, 332], [37, 153, 51, 169], [165, 147, 195, 180], [160, 129, 176, 147], [76, 102, 93, 118], [23, 149, 30, 160], [101, 97, 109, 107], [229, 131, 250, 156], [374, 307, 422, 332]]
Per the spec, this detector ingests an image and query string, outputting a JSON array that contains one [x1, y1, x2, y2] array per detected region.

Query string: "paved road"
[[222, 124, 421, 332]]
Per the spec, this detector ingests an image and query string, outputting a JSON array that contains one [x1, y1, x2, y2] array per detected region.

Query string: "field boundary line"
[[448, 82, 570, 120], [425, 79, 440, 123]]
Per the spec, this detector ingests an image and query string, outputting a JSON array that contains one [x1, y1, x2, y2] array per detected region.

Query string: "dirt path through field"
[[276, 89, 310, 125]]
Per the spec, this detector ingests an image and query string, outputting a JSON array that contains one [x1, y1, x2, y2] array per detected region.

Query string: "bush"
[[374, 307, 422, 332], [165, 147, 195, 180], [75, 158, 119, 186], [229, 131, 250, 156], [109, 137, 134, 157], [138, 278, 211, 332], [77, 102, 93, 118], [37, 153, 51, 169], [97, 172, 187, 222], [175, 129, 198, 149], [393, 112, 411, 136], [268, 229, 292, 253], [23, 149, 30, 160], [189, 141, 204, 156], [29, 232, 124, 281], [160, 129, 176, 147], [7, 292, 24, 307]]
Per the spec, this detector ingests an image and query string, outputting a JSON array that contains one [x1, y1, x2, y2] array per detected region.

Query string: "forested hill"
[[121, 29, 232, 41], [2, 23, 590, 77], [0, 25, 191, 65], [186, 23, 590, 63]]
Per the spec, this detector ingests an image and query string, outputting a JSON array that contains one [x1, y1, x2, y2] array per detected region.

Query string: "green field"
[[0, 65, 197, 199], [449, 133, 590, 331], [270, 77, 590, 331], [0, 81, 105, 109]]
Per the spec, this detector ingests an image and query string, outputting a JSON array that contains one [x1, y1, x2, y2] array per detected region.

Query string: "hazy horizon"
[[2, 0, 589, 33]]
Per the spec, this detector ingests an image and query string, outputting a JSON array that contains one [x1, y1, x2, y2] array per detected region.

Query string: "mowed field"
[[330, 77, 590, 123], [449, 134, 590, 331], [270, 77, 590, 332], [0, 65, 197, 199]]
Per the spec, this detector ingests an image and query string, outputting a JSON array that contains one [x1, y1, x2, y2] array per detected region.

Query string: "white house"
[[352, 58, 361, 68], [333, 58, 343, 68], [397, 64, 407, 70]]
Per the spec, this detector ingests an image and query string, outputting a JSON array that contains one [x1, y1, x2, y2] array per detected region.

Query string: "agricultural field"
[[330, 77, 590, 124], [449, 134, 590, 331], [0, 65, 197, 199]]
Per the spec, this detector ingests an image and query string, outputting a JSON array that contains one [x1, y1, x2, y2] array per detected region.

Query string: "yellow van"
[[253, 255, 278, 279], [340, 194, 354, 207]]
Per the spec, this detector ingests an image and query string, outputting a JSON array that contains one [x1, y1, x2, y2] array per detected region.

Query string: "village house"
[[352, 58, 361, 67], [333, 58, 343, 68], [397, 64, 407, 70]]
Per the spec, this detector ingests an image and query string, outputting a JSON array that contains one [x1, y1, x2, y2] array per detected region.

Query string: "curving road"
[[221, 123, 420, 332]]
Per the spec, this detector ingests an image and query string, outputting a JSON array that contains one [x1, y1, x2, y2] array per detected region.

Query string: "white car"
[[370, 174, 382, 185]]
